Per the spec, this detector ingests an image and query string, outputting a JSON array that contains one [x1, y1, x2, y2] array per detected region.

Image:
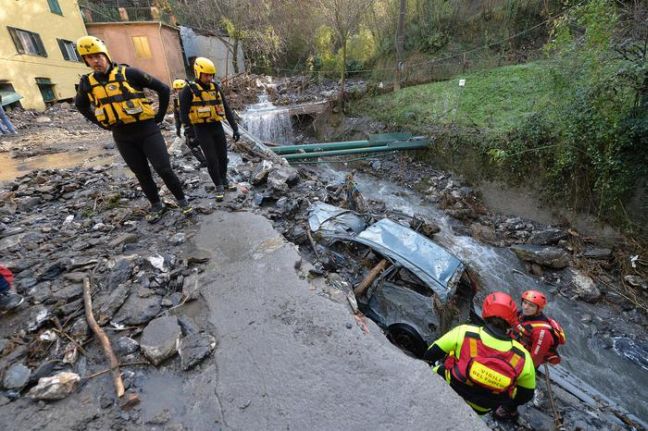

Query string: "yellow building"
[[0, 0, 89, 111]]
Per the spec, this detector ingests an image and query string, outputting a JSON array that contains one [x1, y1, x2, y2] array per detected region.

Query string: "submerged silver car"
[[309, 202, 478, 357]]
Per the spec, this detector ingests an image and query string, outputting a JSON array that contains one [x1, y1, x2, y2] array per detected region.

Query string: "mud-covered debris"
[[27, 371, 80, 401], [568, 269, 602, 303], [140, 316, 181, 366], [178, 332, 217, 370], [511, 244, 571, 269]]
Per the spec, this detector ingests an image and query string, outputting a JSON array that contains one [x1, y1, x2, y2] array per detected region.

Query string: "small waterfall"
[[241, 92, 294, 145]]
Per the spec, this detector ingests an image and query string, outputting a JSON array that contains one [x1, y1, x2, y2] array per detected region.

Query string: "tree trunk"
[[340, 39, 347, 111], [395, 0, 406, 91], [232, 38, 240, 74]]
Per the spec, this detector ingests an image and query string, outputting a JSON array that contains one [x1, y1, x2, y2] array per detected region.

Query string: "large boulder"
[[510, 244, 570, 269]]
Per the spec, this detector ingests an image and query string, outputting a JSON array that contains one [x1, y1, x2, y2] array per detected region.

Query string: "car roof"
[[354, 219, 463, 302]]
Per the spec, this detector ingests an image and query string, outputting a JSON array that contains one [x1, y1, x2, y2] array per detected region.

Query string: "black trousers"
[[194, 122, 228, 187], [113, 127, 185, 205]]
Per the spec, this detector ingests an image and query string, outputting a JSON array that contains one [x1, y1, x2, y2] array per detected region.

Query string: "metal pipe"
[[272, 140, 374, 154], [281, 141, 429, 160]]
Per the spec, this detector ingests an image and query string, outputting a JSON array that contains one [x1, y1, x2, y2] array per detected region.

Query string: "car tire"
[[386, 323, 426, 358]]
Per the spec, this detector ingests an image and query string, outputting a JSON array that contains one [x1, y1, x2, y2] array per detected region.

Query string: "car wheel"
[[386, 323, 426, 358]]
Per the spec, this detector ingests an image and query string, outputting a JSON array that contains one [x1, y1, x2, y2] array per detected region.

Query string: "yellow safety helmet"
[[76, 35, 111, 66], [172, 79, 187, 89], [193, 57, 216, 78]]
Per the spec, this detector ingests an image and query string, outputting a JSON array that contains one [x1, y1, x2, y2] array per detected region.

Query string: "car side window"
[[389, 267, 433, 298]]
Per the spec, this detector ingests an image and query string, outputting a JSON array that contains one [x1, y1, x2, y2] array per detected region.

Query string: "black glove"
[[233, 130, 241, 142]]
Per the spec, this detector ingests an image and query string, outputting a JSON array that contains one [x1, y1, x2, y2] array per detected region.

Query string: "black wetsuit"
[[179, 81, 238, 188], [75, 64, 185, 206]]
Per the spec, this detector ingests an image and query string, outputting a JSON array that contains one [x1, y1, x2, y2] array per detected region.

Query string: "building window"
[[132, 36, 152, 59], [36, 78, 56, 104], [57, 39, 82, 62], [48, 0, 63, 15], [7, 27, 47, 57]]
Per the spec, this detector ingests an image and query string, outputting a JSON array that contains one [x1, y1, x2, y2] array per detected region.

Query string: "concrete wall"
[[86, 22, 184, 86], [179, 26, 245, 79], [0, 0, 89, 111]]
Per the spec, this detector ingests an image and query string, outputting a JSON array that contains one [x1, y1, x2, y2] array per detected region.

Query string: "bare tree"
[[394, 0, 406, 91], [316, 0, 375, 110]]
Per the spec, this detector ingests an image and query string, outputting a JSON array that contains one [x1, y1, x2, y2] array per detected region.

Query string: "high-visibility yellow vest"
[[187, 81, 225, 124], [86, 65, 155, 127]]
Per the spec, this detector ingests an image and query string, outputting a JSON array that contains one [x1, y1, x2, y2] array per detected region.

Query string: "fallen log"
[[354, 259, 388, 297], [83, 278, 125, 398]]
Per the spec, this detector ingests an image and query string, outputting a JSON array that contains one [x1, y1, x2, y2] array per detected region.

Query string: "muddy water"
[[319, 166, 648, 422], [0, 149, 114, 182]]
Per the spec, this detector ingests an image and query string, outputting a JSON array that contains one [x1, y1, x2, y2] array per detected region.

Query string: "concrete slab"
[[188, 210, 489, 430]]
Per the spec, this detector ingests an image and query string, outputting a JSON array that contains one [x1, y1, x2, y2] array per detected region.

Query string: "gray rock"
[[177, 315, 200, 336], [52, 283, 83, 301], [3, 363, 31, 390], [97, 283, 131, 325], [179, 333, 217, 370], [582, 247, 612, 260], [510, 244, 570, 269], [250, 160, 273, 185], [62, 272, 87, 283], [528, 228, 567, 245], [108, 233, 139, 248], [170, 233, 186, 245], [569, 269, 602, 302], [140, 316, 181, 366], [27, 372, 80, 400], [182, 272, 201, 301], [115, 337, 140, 356], [113, 294, 162, 326], [106, 258, 133, 288], [624, 275, 647, 291]]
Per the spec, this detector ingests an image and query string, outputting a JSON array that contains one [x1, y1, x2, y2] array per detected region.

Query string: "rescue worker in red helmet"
[[424, 291, 536, 416], [494, 289, 566, 421]]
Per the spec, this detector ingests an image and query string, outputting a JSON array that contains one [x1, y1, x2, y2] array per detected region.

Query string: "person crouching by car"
[[424, 291, 536, 416]]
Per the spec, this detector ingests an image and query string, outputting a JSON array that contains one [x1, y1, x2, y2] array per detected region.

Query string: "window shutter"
[[34, 33, 47, 57], [57, 39, 69, 60], [7, 28, 25, 54]]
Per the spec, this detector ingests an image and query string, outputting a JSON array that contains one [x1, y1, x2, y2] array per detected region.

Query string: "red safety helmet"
[[482, 291, 518, 326], [521, 290, 547, 310]]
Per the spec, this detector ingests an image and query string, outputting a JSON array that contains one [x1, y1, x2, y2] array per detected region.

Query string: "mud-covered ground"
[[1, 81, 647, 430]]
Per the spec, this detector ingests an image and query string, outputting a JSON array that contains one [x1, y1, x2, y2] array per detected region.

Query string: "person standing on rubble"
[[172, 79, 207, 167], [74, 36, 192, 223], [424, 291, 536, 416], [179, 57, 240, 202], [0, 94, 18, 136], [493, 289, 566, 421], [1, 264, 24, 312]]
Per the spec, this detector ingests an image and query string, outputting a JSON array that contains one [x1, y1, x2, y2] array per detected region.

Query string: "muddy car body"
[[308, 202, 477, 357]]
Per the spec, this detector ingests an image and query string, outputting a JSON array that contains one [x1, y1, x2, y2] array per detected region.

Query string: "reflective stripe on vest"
[[188, 82, 225, 124], [445, 330, 526, 394], [86, 65, 155, 127]]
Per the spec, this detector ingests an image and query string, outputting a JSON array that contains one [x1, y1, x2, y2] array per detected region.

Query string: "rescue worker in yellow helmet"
[[74, 36, 192, 222], [173, 79, 206, 167], [172, 79, 187, 138], [424, 292, 536, 417], [179, 57, 240, 202]]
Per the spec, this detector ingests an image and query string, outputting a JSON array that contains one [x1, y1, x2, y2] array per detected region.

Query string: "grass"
[[352, 61, 559, 136]]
